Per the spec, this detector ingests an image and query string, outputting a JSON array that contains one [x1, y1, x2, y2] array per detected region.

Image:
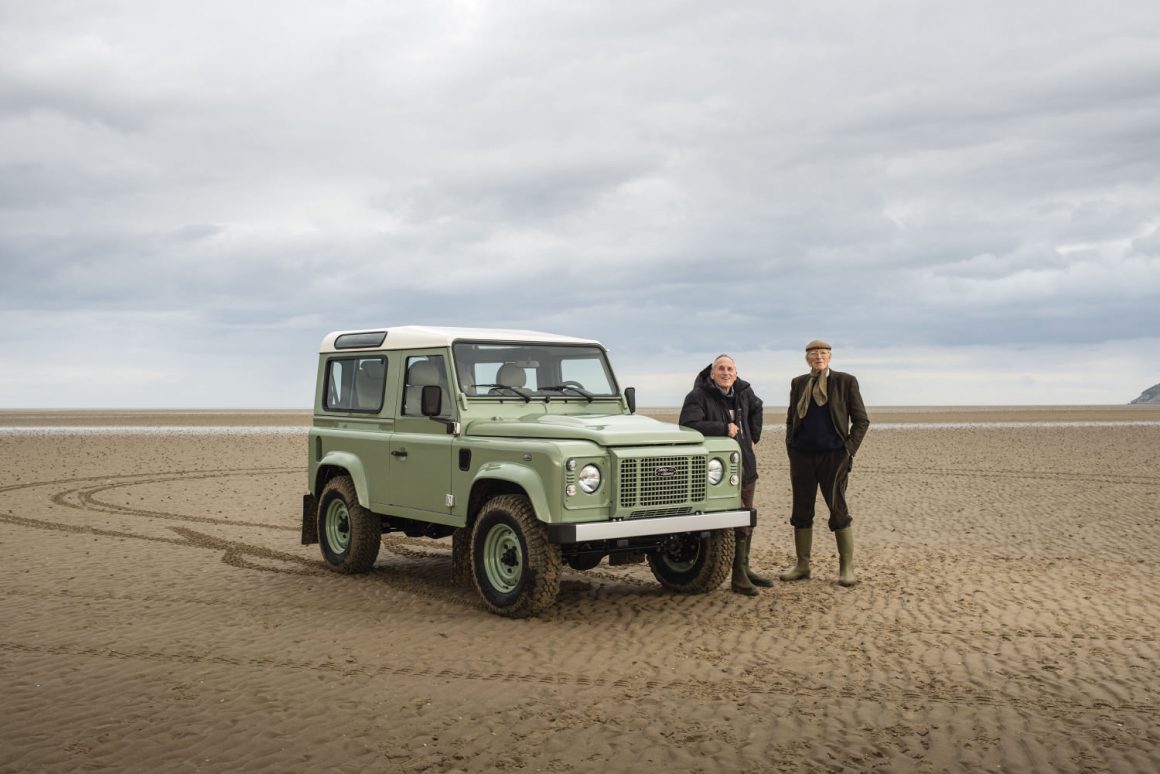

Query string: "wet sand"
[[2, 405, 1158, 772]]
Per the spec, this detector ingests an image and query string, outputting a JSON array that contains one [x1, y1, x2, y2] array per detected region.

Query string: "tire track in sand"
[[0, 469, 318, 576]]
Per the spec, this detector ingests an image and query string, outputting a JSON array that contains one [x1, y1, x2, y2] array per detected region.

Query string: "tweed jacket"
[[785, 370, 869, 458], [679, 364, 763, 484]]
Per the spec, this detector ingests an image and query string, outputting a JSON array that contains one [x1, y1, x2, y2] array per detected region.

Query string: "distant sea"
[[1, 405, 1158, 434]]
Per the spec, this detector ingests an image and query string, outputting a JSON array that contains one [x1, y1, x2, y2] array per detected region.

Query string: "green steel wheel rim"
[[658, 535, 701, 572], [324, 499, 352, 553], [483, 522, 523, 593], [660, 555, 697, 572]]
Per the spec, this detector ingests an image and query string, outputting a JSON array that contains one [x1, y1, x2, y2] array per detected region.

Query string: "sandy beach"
[[2, 405, 1158, 773]]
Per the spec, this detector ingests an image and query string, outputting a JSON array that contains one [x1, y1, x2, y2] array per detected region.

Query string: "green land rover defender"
[[301, 326, 754, 617]]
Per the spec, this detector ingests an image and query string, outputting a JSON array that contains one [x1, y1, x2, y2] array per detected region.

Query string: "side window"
[[324, 356, 387, 412], [402, 355, 449, 416], [326, 361, 348, 408]]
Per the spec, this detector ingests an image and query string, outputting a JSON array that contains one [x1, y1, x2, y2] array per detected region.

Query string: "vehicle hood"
[[464, 413, 702, 446]]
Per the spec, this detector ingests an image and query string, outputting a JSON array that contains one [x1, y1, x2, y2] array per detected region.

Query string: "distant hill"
[[1130, 383, 1160, 404]]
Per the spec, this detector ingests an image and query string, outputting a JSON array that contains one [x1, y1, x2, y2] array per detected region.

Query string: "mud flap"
[[301, 493, 319, 545]]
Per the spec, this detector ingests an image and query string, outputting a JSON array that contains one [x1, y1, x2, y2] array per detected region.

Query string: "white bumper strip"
[[558, 509, 753, 543]]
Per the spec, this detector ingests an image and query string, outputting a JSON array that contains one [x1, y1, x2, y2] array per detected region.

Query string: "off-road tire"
[[317, 475, 381, 573], [471, 495, 561, 618], [647, 529, 734, 593]]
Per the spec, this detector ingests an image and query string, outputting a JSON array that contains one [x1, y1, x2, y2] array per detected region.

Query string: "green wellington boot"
[[836, 527, 857, 587], [744, 534, 774, 587], [779, 528, 812, 581], [731, 534, 758, 596]]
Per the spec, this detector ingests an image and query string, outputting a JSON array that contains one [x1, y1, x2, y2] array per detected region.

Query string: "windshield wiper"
[[473, 383, 534, 402], [540, 384, 595, 402]]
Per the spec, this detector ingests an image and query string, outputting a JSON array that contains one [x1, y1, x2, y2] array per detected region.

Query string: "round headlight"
[[707, 458, 724, 485], [578, 464, 602, 493]]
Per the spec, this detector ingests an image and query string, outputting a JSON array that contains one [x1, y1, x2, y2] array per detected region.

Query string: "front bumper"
[[547, 508, 755, 543]]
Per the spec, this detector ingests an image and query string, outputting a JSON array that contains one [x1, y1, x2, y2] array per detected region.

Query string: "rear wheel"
[[317, 475, 381, 573], [647, 529, 733, 593], [471, 495, 561, 618]]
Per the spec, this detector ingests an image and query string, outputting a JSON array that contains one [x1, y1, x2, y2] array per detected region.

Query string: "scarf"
[[795, 368, 829, 419]]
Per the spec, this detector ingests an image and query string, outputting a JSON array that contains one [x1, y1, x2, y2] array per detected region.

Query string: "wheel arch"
[[467, 464, 552, 529], [314, 452, 371, 508]]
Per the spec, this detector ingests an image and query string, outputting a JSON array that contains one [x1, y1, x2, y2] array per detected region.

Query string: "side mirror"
[[420, 384, 442, 417], [624, 386, 636, 414]]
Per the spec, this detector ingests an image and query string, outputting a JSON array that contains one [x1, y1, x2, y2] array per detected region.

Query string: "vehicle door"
[[386, 352, 456, 522]]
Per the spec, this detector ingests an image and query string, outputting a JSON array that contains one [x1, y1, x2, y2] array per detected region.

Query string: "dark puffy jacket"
[[679, 364, 764, 484]]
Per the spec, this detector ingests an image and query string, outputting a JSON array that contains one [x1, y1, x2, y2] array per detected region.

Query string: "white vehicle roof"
[[319, 325, 602, 353]]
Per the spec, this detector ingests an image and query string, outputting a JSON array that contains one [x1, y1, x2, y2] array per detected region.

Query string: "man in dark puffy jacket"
[[679, 354, 769, 596]]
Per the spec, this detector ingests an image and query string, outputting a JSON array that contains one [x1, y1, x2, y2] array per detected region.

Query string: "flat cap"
[[805, 339, 832, 351]]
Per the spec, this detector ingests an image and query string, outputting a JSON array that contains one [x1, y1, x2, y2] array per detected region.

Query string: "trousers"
[[788, 447, 851, 531], [735, 479, 757, 536]]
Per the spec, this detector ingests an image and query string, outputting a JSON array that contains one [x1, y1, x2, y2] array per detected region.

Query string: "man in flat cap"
[[781, 340, 869, 587]]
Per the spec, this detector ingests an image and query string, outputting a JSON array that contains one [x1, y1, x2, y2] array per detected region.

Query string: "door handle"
[[391, 449, 408, 458]]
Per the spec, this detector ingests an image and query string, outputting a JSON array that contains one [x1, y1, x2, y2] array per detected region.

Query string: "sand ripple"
[[1, 408, 1158, 772]]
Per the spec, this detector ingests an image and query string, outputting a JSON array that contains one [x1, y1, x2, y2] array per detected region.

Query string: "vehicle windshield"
[[452, 342, 619, 399]]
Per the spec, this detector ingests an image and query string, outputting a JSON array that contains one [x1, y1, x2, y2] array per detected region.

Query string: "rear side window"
[[325, 356, 388, 412]]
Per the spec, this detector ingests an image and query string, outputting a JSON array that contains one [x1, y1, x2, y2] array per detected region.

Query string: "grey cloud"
[[1130, 227, 1160, 257], [374, 152, 661, 226], [2, 1, 1159, 407]]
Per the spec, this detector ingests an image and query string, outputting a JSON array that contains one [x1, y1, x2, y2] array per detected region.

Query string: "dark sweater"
[[789, 397, 845, 452], [785, 370, 870, 458]]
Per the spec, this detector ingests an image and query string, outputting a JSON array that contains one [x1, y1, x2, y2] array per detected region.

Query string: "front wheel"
[[471, 495, 561, 618], [647, 529, 733, 593], [317, 475, 381, 573]]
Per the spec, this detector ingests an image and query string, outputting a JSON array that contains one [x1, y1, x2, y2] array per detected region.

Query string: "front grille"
[[629, 506, 693, 519], [619, 455, 706, 509]]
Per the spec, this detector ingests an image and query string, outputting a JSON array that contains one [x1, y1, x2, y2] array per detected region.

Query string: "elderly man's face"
[[711, 357, 737, 391], [806, 348, 832, 371]]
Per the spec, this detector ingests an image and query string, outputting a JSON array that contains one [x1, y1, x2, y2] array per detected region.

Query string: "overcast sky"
[[2, 1, 1158, 409]]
